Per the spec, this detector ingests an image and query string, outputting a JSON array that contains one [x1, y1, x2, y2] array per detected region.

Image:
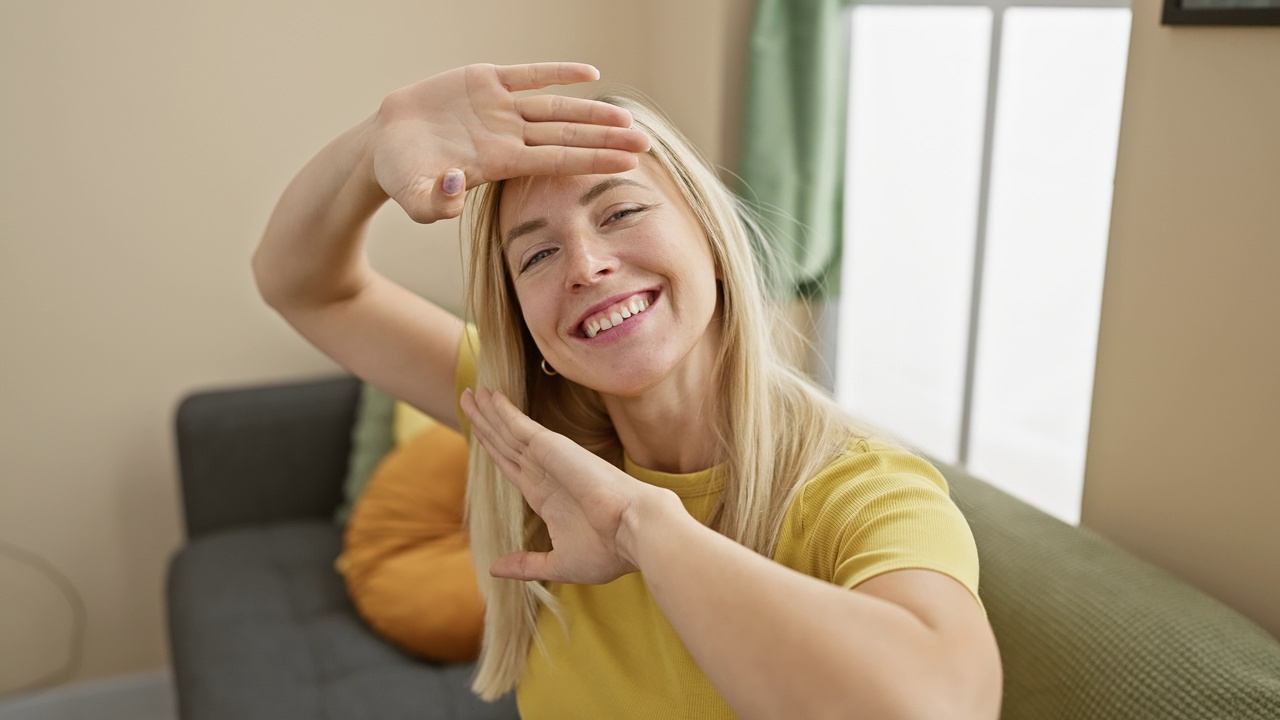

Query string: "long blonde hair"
[[462, 91, 879, 699]]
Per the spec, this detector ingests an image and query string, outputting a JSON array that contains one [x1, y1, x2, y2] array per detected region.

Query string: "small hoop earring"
[[540, 359, 559, 376]]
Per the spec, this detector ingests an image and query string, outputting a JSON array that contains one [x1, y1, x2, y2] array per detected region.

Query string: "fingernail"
[[442, 169, 464, 196]]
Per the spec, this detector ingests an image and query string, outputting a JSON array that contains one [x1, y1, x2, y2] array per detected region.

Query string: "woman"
[[254, 62, 1002, 719]]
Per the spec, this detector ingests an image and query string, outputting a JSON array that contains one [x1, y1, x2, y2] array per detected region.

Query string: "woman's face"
[[497, 156, 721, 398]]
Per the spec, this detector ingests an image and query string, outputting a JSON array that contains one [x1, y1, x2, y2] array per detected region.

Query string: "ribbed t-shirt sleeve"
[[454, 324, 480, 441], [775, 440, 981, 605]]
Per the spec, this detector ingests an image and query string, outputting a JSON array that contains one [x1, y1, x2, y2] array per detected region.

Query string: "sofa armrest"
[[174, 374, 361, 539], [937, 461, 1280, 719]]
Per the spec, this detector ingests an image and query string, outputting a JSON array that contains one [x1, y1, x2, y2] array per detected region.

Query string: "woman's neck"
[[601, 320, 723, 475]]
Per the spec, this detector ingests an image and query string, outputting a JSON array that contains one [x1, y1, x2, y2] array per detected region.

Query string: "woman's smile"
[[573, 289, 659, 341]]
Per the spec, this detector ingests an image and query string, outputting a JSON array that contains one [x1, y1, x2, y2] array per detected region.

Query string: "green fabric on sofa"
[[334, 383, 396, 525], [939, 462, 1280, 719]]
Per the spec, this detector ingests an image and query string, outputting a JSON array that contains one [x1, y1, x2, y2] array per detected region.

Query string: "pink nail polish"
[[442, 170, 464, 195]]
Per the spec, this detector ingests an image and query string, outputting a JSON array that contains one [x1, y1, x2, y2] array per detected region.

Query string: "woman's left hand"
[[461, 387, 663, 585]]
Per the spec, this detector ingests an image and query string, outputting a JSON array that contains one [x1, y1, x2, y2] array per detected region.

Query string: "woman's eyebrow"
[[503, 178, 650, 249], [504, 219, 547, 249], [578, 177, 646, 205]]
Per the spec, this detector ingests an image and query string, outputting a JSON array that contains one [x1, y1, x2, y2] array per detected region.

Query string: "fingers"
[[514, 120, 649, 177], [461, 390, 523, 475], [513, 146, 640, 178], [490, 551, 554, 582], [487, 390, 547, 447], [516, 95, 633, 128], [463, 388, 530, 450], [523, 122, 650, 154], [515, 96, 650, 176], [495, 62, 600, 92], [396, 168, 467, 224], [462, 388, 556, 507], [474, 424, 525, 485], [434, 168, 467, 218]]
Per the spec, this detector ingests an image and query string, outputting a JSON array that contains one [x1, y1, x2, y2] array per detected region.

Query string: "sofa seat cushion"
[[167, 520, 516, 720]]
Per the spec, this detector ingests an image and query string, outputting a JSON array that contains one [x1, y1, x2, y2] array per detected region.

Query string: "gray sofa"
[[167, 375, 1280, 720], [167, 375, 517, 720]]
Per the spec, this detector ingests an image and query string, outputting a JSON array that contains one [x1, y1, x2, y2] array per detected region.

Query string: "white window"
[[832, 1, 1132, 524]]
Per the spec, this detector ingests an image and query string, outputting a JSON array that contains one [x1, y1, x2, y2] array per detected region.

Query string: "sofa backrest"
[[174, 375, 360, 539]]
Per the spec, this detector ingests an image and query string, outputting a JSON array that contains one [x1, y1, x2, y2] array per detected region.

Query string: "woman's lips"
[[579, 291, 655, 338], [573, 290, 660, 342], [571, 288, 660, 337]]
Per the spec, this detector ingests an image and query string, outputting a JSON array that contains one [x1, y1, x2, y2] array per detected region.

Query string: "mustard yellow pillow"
[[393, 400, 437, 447], [337, 421, 482, 662]]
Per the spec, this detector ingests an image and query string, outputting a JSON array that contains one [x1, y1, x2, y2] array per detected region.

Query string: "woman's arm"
[[252, 114, 468, 427], [621, 492, 1002, 720], [252, 63, 648, 428], [462, 388, 1002, 720]]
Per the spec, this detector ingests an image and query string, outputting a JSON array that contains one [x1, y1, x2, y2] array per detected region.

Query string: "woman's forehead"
[[497, 157, 669, 230], [499, 172, 614, 209]]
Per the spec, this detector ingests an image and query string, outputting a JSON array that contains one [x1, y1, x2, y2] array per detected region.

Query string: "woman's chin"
[[566, 364, 675, 400]]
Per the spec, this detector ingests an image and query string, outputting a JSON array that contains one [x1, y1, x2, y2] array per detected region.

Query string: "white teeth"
[[581, 294, 653, 338]]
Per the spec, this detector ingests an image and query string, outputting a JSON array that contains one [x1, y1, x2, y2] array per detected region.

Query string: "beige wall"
[[1083, 1, 1280, 638], [0, 0, 750, 692], [6, 0, 1279, 696]]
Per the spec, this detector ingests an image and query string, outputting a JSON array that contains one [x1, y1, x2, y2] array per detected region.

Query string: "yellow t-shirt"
[[454, 328, 981, 718]]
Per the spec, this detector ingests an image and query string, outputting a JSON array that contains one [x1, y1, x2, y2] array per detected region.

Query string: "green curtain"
[[738, 0, 851, 297]]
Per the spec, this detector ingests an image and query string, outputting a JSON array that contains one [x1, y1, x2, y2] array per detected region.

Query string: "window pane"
[[838, 6, 991, 463], [968, 7, 1132, 524]]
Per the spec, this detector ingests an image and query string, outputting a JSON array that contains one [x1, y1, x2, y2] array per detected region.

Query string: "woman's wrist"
[[344, 113, 392, 215], [616, 486, 690, 571]]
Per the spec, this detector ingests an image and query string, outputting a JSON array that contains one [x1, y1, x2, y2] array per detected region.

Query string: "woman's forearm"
[[619, 490, 997, 720], [252, 114, 387, 310]]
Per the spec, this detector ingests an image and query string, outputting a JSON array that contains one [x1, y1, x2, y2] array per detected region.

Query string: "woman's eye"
[[608, 206, 646, 223], [522, 248, 554, 272]]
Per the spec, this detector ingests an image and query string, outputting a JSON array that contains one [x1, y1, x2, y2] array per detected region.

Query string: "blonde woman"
[[254, 62, 1002, 719]]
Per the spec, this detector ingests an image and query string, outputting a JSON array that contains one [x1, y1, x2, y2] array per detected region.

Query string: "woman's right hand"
[[369, 62, 650, 225]]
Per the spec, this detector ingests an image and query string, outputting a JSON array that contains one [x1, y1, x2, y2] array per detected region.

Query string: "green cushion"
[[334, 383, 396, 525], [938, 462, 1280, 719]]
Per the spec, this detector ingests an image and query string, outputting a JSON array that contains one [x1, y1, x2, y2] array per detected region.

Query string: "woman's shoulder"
[[809, 437, 951, 498], [781, 437, 959, 538], [776, 437, 979, 592]]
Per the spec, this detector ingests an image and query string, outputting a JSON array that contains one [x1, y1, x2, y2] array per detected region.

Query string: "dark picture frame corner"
[[1162, 0, 1280, 26]]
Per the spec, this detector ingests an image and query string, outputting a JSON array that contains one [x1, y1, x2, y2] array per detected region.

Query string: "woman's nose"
[[563, 236, 618, 290]]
